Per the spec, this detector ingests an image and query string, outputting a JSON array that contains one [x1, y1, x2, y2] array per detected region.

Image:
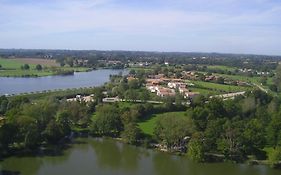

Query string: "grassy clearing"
[[138, 111, 188, 136]]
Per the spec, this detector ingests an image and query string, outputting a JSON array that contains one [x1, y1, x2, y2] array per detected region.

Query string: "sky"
[[0, 0, 280, 55]]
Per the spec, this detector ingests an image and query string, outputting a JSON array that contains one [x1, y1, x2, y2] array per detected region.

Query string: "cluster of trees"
[[91, 103, 155, 144], [105, 73, 152, 102], [0, 96, 91, 153], [148, 89, 281, 167], [186, 90, 281, 165], [20, 64, 30, 70]]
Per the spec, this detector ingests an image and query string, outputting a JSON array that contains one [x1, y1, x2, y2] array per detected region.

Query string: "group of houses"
[[66, 94, 95, 103], [182, 71, 250, 87], [145, 74, 200, 99]]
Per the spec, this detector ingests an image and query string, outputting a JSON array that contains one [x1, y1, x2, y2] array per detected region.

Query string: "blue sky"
[[0, 0, 280, 55]]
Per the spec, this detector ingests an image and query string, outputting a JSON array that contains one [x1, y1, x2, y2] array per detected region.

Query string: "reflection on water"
[[0, 137, 280, 175]]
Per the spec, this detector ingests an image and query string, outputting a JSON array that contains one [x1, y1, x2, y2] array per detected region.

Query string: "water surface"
[[0, 138, 279, 175], [0, 69, 126, 95]]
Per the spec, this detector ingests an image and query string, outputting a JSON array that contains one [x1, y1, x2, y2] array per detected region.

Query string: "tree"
[[93, 87, 104, 103], [56, 110, 71, 136], [7, 96, 30, 110], [242, 119, 266, 155], [16, 116, 40, 148], [21, 64, 30, 70], [204, 118, 225, 151], [206, 97, 226, 119], [217, 120, 244, 160], [154, 115, 191, 150], [35, 64, 43, 71], [65, 57, 74, 67], [91, 105, 122, 136], [0, 64, 2, 69], [121, 123, 141, 144], [274, 64, 281, 92], [0, 96, 8, 114], [128, 79, 140, 89], [187, 132, 205, 162], [139, 89, 150, 102], [0, 122, 17, 150], [267, 114, 281, 147], [125, 89, 138, 102], [191, 107, 208, 131], [268, 147, 281, 168], [43, 119, 64, 144], [129, 69, 136, 75]]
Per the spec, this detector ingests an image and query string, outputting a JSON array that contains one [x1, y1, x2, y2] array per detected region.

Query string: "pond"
[[0, 138, 279, 175], [0, 69, 127, 95]]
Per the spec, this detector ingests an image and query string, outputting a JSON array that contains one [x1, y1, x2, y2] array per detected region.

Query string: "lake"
[[0, 138, 279, 175], [0, 69, 127, 95]]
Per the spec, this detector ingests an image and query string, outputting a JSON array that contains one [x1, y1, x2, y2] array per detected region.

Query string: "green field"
[[0, 58, 36, 69], [189, 87, 219, 95], [0, 58, 90, 77], [190, 80, 252, 93], [138, 111, 188, 136]]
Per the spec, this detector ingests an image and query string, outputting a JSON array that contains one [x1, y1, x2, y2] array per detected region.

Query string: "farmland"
[[0, 58, 90, 77]]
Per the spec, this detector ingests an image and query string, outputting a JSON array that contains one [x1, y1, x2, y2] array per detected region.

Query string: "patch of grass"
[[191, 80, 252, 93], [189, 87, 219, 95], [138, 111, 188, 136], [0, 58, 32, 69]]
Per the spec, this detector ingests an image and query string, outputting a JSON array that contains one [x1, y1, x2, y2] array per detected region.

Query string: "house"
[[168, 82, 177, 89], [146, 79, 163, 85], [156, 87, 176, 97], [146, 84, 158, 93], [179, 87, 189, 94], [167, 82, 187, 89], [184, 92, 200, 99]]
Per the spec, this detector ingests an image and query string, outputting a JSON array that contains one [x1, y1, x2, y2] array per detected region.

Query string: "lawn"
[[138, 111, 188, 136], [191, 80, 252, 93], [189, 87, 220, 95]]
